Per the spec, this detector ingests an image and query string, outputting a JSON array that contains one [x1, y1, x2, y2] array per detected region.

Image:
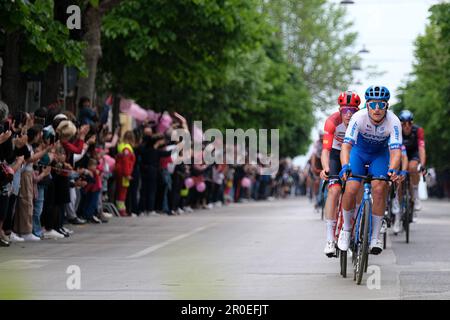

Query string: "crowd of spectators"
[[0, 98, 309, 247]]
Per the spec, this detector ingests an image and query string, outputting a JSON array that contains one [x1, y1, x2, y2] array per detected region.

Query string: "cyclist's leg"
[[355, 181, 364, 212], [307, 170, 314, 200], [317, 179, 324, 206], [393, 179, 403, 225], [324, 150, 342, 243], [313, 175, 321, 207], [396, 178, 403, 202], [338, 147, 367, 251], [338, 180, 359, 251], [342, 148, 366, 230], [408, 158, 420, 205], [368, 149, 390, 250]]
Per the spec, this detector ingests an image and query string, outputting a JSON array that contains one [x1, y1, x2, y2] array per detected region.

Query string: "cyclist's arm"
[[400, 145, 408, 171], [340, 143, 351, 166], [389, 149, 401, 172], [321, 148, 330, 173], [401, 152, 408, 171], [388, 115, 403, 171], [417, 127, 426, 167], [321, 118, 335, 172], [311, 154, 320, 174], [341, 114, 359, 166]]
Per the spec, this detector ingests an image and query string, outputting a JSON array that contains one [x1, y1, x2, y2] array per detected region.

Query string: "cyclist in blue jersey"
[[338, 86, 402, 255]]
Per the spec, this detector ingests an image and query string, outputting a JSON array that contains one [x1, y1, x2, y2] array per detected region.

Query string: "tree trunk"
[[76, 5, 102, 106], [75, 0, 122, 110], [1, 32, 21, 113], [41, 63, 63, 108]]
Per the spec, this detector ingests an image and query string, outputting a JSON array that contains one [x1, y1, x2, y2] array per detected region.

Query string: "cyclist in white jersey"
[[338, 86, 402, 255]]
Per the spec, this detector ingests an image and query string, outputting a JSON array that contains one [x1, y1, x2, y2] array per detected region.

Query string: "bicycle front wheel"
[[356, 201, 370, 285]]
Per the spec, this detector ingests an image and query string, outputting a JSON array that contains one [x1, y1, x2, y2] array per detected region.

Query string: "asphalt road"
[[1, 197, 449, 299]]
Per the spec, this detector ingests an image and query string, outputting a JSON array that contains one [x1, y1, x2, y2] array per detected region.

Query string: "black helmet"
[[399, 110, 414, 122]]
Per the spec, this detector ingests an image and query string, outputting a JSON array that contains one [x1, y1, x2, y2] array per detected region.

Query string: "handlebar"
[[418, 165, 427, 182], [321, 172, 341, 193], [348, 173, 392, 183]]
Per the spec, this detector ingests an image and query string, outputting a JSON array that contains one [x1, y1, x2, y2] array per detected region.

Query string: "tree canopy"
[[392, 3, 450, 169], [99, 0, 356, 156], [1, 0, 359, 157], [0, 0, 86, 74]]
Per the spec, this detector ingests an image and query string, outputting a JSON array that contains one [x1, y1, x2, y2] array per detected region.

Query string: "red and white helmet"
[[337, 90, 361, 108]]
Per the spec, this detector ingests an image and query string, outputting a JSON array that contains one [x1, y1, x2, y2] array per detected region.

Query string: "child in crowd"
[[81, 158, 103, 223], [115, 131, 136, 217]]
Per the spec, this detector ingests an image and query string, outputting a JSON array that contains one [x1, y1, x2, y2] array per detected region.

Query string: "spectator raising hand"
[[0, 130, 12, 145]]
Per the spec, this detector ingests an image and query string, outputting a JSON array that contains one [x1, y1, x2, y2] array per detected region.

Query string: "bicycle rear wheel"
[[404, 193, 411, 244], [387, 183, 395, 221], [320, 181, 327, 220], [356, 201, 370, 285], [404, 179, 412, 243], [340, 249, 347, 278], [321, 202, 325, 220]]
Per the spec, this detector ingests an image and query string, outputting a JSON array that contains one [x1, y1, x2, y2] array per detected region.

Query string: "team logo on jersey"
[[351, 122, 358, 136], [394, 126, 399, 140]]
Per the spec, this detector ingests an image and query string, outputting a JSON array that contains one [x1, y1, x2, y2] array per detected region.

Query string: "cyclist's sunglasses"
[[401, 121, 413, 126], [367, 101, 388, 110], [340, 107, 358, 115]]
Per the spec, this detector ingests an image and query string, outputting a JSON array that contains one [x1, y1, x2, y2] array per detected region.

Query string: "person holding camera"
[[13, 124, 52, 241]]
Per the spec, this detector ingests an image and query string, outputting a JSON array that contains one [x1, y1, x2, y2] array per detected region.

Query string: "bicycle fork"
[[354, 182, 373, 245]]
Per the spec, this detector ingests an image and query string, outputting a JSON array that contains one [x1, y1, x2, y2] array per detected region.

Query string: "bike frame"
[[351, 174, 392, 242], [401, 172, 411, 212], [354, 181, 374, 247]]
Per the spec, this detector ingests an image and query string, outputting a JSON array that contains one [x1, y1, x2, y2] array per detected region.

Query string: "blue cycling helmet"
[[399, 110, 414, 122], [365, 85, 390, 101]]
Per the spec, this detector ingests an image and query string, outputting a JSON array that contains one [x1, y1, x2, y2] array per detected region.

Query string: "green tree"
[[74, 0, 123, 103], [100, 0, 265, 111], [263, 0, 358, 110], [0, 0, 86, 110], [393, 3, 450, 169], [99, 0, 314, 156]]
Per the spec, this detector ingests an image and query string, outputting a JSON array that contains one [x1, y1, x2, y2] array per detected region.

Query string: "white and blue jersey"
[[344, 109, 402, 153], [343, 110, 402, 180]]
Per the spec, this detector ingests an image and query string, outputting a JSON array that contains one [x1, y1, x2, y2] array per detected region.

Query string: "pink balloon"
[[146, 110, 158, 122], [157, 113, 173, 133], [241, 177, 251, 188], [196, 182, 206, 193], [119, 98, 132, 112], [120, 98, 148, 121], [185, 177, 194, 189], [193, 124, 204, 143], [104, 154, 116, 172]]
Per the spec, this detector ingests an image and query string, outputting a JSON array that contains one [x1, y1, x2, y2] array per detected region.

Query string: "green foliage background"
[[392, 3, 450, 169]]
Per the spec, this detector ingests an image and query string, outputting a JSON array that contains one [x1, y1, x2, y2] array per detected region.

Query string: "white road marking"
[[415, 218, 450, 225], [127, 223, 217, 259], [0, 259, 54, 270]]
